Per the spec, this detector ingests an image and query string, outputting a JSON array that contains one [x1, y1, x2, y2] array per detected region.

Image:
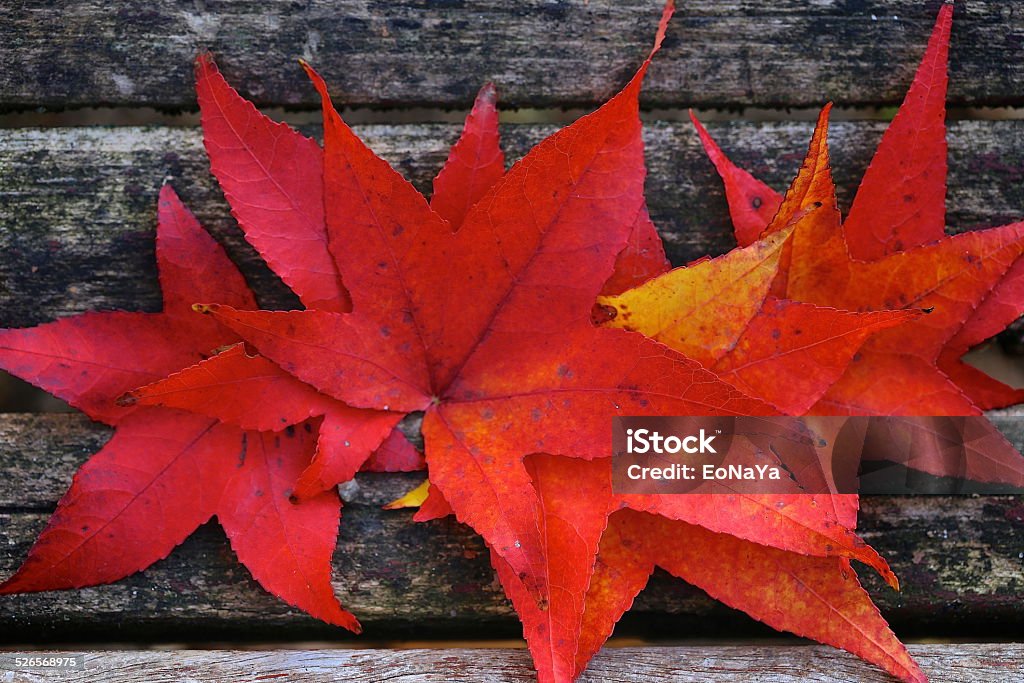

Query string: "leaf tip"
[[193, 51, 218, 82], [383, 480, 431, 510], [688, 110, 725, 160], [654, 0, 676, 49], [888, 572, 900, 592], [478, 81, 498, 104], [195, 50, 215, 67], [299, 59, 331, 103], [157, 183, 180, 206]]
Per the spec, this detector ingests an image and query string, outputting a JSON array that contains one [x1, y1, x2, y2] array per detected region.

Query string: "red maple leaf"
[[0, 188, 363, 629], [691, 3, 1024, 416], [687, 4, 1024, 494], [579, 508, 925, 682]]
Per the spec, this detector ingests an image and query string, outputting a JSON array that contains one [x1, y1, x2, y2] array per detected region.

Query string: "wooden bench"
[[2, 1, 1024, 680]]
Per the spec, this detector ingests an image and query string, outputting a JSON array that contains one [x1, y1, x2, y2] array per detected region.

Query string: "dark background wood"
[[2, 1, 1023, 111]]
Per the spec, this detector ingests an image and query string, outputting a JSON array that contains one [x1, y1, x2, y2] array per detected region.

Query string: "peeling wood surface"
[[0, 413, 1023, 642], [3, 120, 1024, 327], [0, 645, 1022, 682], [3, 1, 1023, 110]]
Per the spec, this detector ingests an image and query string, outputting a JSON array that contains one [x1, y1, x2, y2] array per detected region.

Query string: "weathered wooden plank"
[[1, 644, 1022, 683], [1, 413, 1023, 641], [2, 120, 1023, 326], [3, 2, 1023, 110]]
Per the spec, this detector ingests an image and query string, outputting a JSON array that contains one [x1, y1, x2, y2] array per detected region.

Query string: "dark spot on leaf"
[[116, 393, 137, 407], [593, 305, 614, 325], [285, 425, 296, 437], [752, 196, 762, 209]]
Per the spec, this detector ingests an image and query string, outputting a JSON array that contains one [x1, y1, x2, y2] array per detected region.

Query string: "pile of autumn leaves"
[[2, 3, 1024, 682]]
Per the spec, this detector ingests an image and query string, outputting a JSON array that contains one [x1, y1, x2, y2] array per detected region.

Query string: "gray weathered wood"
[[3, 120, 1024, 326], [1, 413, 1023, 641], [2, 2, 1023, 111], [1, 644, 1022, 682]]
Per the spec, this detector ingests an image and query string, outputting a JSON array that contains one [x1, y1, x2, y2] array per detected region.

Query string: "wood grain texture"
[[2, 1, 1023, 111], [3, 120, 1024, 326], [2, 645, 1023, 682], [1, 413, 1023, 642]]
